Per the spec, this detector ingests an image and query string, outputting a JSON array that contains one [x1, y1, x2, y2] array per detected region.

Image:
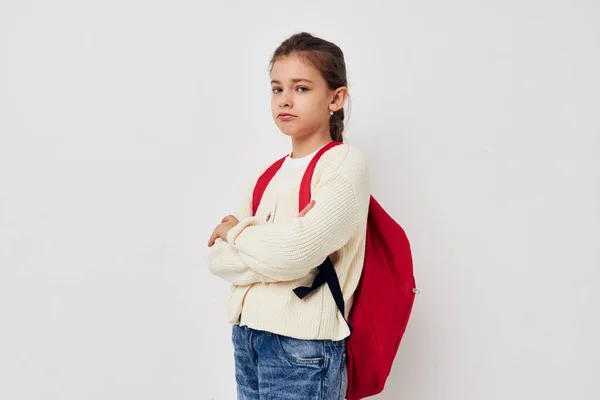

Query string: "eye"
[[272, 87, 282, 94], [297, 86, 309, 93]]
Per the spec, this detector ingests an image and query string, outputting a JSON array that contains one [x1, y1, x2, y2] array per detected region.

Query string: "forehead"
[[270, 55, 322, 83]]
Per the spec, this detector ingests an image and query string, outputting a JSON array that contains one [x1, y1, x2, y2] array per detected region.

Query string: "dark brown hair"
[[269, 32, 350, 142]]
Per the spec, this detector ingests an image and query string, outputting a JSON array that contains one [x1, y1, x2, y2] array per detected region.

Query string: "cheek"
[[271, 102, 280, 119], [306, 93, 328, 109], [306, 98, 329, 120], [298, 95, 321, 113]]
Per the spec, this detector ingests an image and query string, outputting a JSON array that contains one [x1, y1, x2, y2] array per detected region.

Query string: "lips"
[[278, 113, 296, 121]]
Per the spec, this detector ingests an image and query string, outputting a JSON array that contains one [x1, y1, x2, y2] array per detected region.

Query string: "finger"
[[221, 215, 233, 223], [305, 200, 316, 212], [298, 200, 315, 216], [208, 227, 219, 247], [214, 223, 228, 242], [298, 200, 316, 217]]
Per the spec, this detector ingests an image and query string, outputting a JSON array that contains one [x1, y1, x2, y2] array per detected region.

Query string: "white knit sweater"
[[207, 143, 371, 340]]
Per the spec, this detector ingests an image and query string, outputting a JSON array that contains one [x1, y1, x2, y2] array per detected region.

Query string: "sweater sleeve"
[[206, 172, 281, 285], [207, 239, 279, 285], [225, 162, 368, 282]]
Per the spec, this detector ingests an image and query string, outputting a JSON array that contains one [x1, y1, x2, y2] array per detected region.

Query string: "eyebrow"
[[270, 78, 314, 84]]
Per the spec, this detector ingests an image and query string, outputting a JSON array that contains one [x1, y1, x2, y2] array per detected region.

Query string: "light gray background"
[[1, 1, 599, 399]]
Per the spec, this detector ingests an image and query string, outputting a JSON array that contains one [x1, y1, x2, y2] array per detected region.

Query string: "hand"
[[207, 215, 239, 247], [298, 200, 316, 217]]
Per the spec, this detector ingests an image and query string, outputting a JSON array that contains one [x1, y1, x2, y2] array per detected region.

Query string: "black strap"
[[293, 257, 353, 333]]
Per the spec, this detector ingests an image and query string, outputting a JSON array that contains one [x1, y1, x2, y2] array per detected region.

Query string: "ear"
[[329, 86, 349, 113]]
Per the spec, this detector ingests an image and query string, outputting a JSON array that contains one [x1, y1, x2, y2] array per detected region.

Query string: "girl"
[[207, 32, 370, 400]]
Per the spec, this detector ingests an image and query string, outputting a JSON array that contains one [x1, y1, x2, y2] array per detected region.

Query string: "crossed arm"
[[206, 167, 365, 285]]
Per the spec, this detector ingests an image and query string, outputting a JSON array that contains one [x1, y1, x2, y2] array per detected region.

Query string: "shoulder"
[[315, 142, 368, 179], [313, 143, 370, 195], [250, 143, 369, 188]]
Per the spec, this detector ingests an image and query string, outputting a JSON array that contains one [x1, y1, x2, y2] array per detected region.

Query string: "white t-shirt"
[[275, 144, 327, 196]]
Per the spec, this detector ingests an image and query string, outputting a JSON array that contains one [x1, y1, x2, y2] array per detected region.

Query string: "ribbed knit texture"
[[207, 143, 371, 340]]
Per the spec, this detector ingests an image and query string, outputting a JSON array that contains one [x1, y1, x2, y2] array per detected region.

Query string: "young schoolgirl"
[[207, 32, 371, 400]]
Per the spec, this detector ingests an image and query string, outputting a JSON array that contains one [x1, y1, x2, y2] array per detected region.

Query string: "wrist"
[[226, 216, 259, 245]]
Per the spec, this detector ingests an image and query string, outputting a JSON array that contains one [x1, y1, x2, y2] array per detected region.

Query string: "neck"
[[290, 133, 334, 159]]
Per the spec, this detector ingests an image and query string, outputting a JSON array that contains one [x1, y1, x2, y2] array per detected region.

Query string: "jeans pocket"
[[274, 334, 325, 367]]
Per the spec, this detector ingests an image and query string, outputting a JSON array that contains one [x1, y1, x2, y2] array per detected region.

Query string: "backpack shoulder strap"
[[298, 141, 344, 212], [293, 140, 351, 331], [252, 141, 344, 216], [293, 256, 353, 332], [252, 155, 286, 216]]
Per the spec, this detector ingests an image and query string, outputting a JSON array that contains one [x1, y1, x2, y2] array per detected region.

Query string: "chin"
[[277, 124, 303, 138]]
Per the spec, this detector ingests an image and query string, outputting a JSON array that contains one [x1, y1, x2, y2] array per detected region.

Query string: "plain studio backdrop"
[[1, 1, 599, 399]]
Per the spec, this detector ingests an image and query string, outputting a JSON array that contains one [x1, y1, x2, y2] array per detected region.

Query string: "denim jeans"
[[232, 324, 348, 400]]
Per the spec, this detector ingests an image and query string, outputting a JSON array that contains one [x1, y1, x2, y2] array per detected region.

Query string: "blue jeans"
[[232, 324, 348, 400]]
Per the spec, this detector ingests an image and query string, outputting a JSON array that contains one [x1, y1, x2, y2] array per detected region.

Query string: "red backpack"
[[252, 141, 417, 400]]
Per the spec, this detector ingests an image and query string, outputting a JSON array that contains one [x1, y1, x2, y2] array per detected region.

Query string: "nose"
[[278, 93, 292, 109]]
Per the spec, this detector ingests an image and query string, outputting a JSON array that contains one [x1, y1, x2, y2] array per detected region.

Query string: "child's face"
[[270, 54, 333, 139]]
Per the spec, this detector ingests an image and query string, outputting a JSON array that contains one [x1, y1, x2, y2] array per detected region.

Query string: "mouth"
[[277, 113, 297, 120]]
